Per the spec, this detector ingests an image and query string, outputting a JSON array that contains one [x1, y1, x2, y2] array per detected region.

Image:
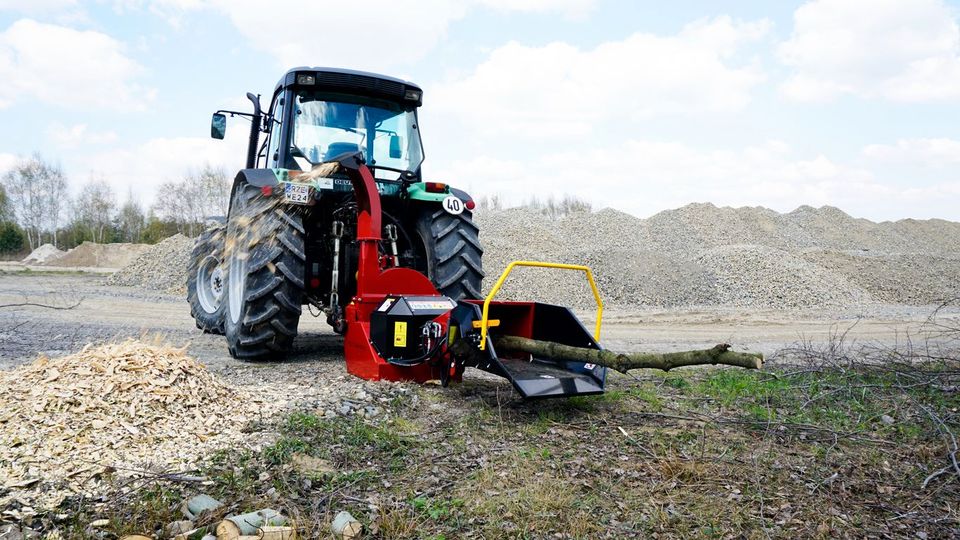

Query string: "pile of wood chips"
[[0, 339, 264, 511]]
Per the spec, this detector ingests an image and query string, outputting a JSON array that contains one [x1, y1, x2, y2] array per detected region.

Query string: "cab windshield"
[[290, 91, 424, 176]]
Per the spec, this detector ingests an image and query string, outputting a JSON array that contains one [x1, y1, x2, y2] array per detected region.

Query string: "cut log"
[[217, 509, 285, 540], [259, 526, 297, 540], [452, 336, 762, 373], [331, 510, 362, 539], [183, 494, 222, 519]]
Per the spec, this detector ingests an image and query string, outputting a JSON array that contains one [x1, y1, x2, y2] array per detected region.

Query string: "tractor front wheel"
[[187, 224, 227, 334], [223, 183, 306, 360]]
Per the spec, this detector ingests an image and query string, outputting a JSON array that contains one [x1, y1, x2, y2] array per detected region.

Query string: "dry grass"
[[9, 319, 960, 539]]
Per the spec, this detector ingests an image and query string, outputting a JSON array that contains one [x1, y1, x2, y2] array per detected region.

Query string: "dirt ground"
[[1, 271, 952, 373], [2, 271, 959, 538]]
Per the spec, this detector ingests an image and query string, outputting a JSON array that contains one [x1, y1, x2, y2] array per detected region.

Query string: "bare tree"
[[196, 165, 230, 217], [151, 164, 229, 236], [74, 177, 116, 243], [45, 171, 67, 247], [1, 154, 67, 250], [116, 190, 146, 243], [0, 185, 10, 222]]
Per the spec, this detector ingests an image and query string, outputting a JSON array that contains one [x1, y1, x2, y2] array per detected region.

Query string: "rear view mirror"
[[389, 134, 403, 159], [211, 113, 226, 140]]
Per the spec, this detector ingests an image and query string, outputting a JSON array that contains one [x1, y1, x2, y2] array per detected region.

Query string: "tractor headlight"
[[404, 89, 422, 101], [296, 73, 316, 85]]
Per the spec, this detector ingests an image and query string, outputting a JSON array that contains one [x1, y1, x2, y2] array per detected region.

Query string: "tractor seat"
[[325, 142, 360, 162]]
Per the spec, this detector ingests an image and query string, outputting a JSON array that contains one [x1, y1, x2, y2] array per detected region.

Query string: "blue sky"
[[0, 0, 958, 221]]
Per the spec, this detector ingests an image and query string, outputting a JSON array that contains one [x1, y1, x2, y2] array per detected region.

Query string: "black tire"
[[223, 183, 305, 360], [187, 224, 227, 334], [416, 208, 484, 300]]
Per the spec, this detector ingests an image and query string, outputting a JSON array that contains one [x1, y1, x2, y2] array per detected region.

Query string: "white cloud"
[[779, 0, 960, 102], [477, 0, 595, 19], [429, 16, 769, 138], [78, 127, 248, 203], [130, 0, 600, 68], [434, 139, 960, 221], [0, 19, 154, 110], [0, 0, 76, 12], [207, 0, 469, 71], [863, 138, 960, 165], [47, 124, 119, 147], [0, 153, 17, 175]]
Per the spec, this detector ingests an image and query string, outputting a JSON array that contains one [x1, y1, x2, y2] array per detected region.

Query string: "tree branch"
[[452, 335, 763, 373]]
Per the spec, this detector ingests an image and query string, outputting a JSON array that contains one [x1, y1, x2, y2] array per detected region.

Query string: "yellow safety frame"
[[478, 260, 604, 350]]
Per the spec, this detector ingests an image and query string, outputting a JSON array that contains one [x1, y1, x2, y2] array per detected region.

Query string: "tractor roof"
[[275, 67, 423, 107]]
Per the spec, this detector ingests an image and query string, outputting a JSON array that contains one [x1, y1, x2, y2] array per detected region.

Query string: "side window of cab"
[[267, 93, 285, 168]]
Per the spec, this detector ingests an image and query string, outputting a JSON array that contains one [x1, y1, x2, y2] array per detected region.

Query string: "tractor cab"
[[212, 67, 426, 182]]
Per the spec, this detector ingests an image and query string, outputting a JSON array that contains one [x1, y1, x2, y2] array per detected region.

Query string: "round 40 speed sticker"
[[442, 195, 465, 215]]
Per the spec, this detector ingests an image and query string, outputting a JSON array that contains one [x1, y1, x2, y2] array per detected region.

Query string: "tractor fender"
[[450, 188, 474, 207], [406, 182, 474, 206], [234, 168, 280, 189], [229, 169, 281, 213]]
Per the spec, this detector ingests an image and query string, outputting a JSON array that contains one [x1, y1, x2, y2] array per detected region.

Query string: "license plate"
[[284, 183, 311, 204]]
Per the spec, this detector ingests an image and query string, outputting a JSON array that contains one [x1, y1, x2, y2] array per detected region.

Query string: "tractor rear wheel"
[[223, 183, 306, 360], [187, 223, 226, 334], [417, 207, 484, 300]]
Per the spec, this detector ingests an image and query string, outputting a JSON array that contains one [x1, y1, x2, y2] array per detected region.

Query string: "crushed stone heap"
[[106, 204, 960, 309], [106, 234, 194, 293]]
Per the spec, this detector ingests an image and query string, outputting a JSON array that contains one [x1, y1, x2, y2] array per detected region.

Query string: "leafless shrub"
[[521, 194, 592, 220]]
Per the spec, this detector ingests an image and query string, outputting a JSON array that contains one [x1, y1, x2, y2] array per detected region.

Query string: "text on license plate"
[[284, 183, 311, 204]]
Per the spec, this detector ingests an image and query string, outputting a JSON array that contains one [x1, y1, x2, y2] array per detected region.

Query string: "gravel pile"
[[695, 245, 868, 308], [477, 203, 960, 309], [801, 250, 960, 305], [21, 244, 65, 265], [106, 234, 194, 293], [105, 203, 960, 309]]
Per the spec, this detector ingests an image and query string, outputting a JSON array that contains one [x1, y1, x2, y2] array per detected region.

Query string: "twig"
[[616, 426, 658, 459], [916, 402, 960, 487], [0, 299, 83, 310]]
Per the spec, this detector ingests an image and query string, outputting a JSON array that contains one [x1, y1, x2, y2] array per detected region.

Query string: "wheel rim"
[[228, 232, 248, 325], [197, 255, 223, 314]]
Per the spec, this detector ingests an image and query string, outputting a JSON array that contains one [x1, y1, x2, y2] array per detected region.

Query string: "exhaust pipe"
[[245, 92, 262, 169]]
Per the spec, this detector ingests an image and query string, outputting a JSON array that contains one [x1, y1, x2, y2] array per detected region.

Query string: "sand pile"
[[0, 340, 267, 510], [106, 234, 195, 293], [43, 241, 148, 269], [21, 244, 65, 265]]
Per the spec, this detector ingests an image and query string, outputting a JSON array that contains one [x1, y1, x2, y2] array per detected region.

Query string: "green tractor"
[[187, 67, 484, 360]]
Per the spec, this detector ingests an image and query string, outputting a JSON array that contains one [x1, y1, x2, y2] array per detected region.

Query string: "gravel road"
[[1, 272, 955, 375]]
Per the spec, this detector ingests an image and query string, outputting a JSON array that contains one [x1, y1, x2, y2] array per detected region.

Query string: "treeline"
[[0, 154, 230, 254], [476, 193, 592, 220]]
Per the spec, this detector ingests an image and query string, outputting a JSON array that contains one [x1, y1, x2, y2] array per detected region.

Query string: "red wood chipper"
[[334, 152, 606, 399], [195, 68, 608, 398]]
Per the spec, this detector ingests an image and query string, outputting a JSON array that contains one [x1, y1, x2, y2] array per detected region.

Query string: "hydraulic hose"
[[385, 334, 447, 367]]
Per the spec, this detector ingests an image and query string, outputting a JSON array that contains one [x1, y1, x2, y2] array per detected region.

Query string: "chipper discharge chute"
[[330, 153, 606, 399]]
